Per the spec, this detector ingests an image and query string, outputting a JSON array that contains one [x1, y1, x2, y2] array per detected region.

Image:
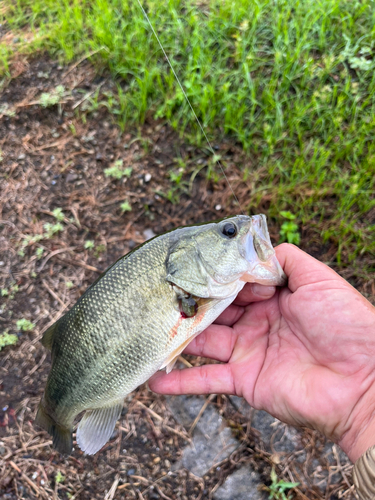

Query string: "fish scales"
[[35, 215, 286, 455], [45, 234, 175, 417]]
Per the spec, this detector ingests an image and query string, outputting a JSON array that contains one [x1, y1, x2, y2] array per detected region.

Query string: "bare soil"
[[0, 56, 369, 499]]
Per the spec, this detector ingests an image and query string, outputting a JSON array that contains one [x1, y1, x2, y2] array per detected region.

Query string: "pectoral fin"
[[76, 401, 123, 455], [160, 334, 200, 374]]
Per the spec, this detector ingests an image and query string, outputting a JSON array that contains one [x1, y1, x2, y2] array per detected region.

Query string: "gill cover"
[[166, 216, 252, 298]]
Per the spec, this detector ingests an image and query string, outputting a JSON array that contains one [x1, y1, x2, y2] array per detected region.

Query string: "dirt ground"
[[0, 56, 371, 499]]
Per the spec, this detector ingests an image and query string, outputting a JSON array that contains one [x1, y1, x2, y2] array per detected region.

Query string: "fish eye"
[[221, 222, 237, 238]]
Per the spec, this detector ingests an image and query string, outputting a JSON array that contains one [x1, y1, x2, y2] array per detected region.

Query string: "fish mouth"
[[240, 217, 287, 287]]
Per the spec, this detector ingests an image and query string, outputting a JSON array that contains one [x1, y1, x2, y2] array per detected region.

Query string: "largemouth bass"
[[35, 215, 286, 455]]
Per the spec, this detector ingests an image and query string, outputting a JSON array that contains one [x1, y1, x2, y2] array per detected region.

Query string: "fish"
[[35, 214, 286, 455]]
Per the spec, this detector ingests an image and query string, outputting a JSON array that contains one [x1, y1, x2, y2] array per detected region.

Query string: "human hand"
[[149, 244, 375, 462]]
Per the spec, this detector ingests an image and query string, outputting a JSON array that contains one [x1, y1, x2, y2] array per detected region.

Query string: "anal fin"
[[76, 401, 123, 455]]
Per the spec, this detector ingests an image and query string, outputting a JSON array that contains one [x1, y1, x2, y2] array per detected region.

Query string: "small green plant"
[[55, 471, 65, 484], [35, 247, 44, 258], [156, 187, 181, 205], [66, 281, 74, 289], [0, 330, 18, 351], [267, 468, 299, 500], [120, 201, 132, 212], [21, 234, 44, 247], [69, 123, 77, 135], [18, 234, 44, 257], [279, 211, 300, 245], [169, 168, 184, 186], [16, 319, 35, 331], [0, 104, 15, 118], [104, 160, 132, 180], [84, 240, 95, 250], [94, 244, 106, 258], [52, 207, 65, 221], [39, 85, 65, 107], [1, 284, 19, 300], [43, 222, 64, 238]]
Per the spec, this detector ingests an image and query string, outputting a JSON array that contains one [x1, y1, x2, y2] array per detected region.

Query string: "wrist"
[[339, 391, 375, 462]]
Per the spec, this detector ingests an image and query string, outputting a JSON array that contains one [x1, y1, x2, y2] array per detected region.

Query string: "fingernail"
[[251, 283, 275, 297]]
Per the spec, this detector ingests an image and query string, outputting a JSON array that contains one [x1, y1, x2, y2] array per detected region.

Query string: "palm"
[[229, 282, 373, 442], [149, 244, 375, 457]]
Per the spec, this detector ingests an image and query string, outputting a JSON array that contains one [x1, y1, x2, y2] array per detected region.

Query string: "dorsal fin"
[[41, 322, 58, 350]]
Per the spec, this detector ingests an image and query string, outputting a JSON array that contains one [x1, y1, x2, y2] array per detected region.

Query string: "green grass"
[[2, 0, 375, 264]]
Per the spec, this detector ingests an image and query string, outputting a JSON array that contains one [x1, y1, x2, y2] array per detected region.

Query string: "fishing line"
[[135, 0, 244, 214]]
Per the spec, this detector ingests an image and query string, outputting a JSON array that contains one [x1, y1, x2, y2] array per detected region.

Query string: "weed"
[[1, 284, 19, 300], [66, 281, 74, 289], [104, 160, 132, 180], [0, 330, 18, 351], [267, 468, 299, 500], [94, 244, 106, 258], [0, 104, 15, 117], [43, 222, 64, 238], [279, 212, 300, 246], [39, 85, 65, 107], [52, 207, 65, 221], [16, 319, 35, 332], [18, 233, 46, 258], [84, 240, 95, 250], [120, 201, 132, 212], [157, 163, 191, 205], [55, 471, 65, 484], [35, 247, 44, 258]]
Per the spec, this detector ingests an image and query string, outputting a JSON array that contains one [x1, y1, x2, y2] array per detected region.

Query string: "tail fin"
[[35, 402, 72, 455]]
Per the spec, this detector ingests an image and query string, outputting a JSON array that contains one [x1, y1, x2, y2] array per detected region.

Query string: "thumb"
[[275, 243, 345, 292]]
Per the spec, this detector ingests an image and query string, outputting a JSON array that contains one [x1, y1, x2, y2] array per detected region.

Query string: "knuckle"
[[195, 330, 207, 356], [200, 364, 212, 394]]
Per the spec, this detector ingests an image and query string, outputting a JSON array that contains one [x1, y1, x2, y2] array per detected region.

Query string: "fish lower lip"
[[241, 256, 287, 286]]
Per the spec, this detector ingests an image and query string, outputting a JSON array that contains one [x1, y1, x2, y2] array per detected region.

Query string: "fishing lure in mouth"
[[35, 215, 286, 455]]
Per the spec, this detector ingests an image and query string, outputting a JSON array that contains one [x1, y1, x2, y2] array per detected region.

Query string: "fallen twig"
[[72, 80, 107, 110], [37, 246, 76, 272], [56, 256, 101, 273], [104, 474, 120, 500], [189, 394, 216, 435], [136, 401, 191, 442], [63, 47, 108, 79], [9, 460, 47, 498], [42, 280, 67, 308]]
